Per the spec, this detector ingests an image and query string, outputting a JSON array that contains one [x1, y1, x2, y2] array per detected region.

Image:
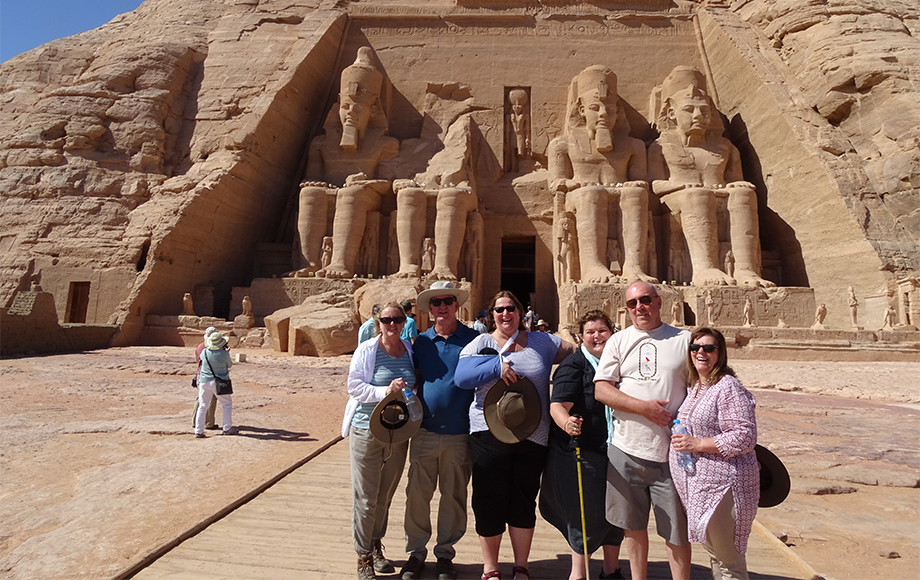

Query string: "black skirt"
[[539, 437, 624, 554]]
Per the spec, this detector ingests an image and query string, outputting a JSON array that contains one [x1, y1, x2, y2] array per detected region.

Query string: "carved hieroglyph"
[[548, 65, 656, 284], [648, 66, 774, 289], [296, 47, 398, 278]]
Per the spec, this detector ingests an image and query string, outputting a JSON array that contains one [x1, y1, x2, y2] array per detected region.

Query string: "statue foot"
[[427, 266, 457, 281], [734, 269, 776, 288], [317, 266, 351, 279], [392, 266, 421, 279], [622, 268, 659, 284], [289, 267, 316, 278], [691, 268, 734, 287], [582, 266, 616, 284]]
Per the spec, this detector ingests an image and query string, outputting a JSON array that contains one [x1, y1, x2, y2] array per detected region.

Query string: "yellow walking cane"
[[573, 415, 591, 580]]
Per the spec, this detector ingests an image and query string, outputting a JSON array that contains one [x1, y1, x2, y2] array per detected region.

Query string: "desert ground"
[[0, 347, 917, 580]]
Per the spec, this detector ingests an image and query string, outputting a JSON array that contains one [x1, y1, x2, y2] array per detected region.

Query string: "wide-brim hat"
[[756, 444, 791, 508], [206, 332, 228, 350], [417, 281, 470, 313], [483, 377, 541, 444], [369, 390, 421, 445]]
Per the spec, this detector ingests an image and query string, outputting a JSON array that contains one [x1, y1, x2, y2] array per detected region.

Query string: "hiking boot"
[[400, 554, 425, 579], [372, 540, 395, 574], [358, 555, 377, 580], [436, 557, 457, 580]]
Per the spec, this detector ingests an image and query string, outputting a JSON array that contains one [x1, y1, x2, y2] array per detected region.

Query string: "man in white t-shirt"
[[595, 281, 692, 580]]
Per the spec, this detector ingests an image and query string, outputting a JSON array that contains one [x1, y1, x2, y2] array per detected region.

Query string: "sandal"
[[482, 572, 502, 580], [512, 565, 530, 580]]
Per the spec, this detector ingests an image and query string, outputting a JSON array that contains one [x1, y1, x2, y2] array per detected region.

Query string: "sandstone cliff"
[[1, 0, 917, 340]]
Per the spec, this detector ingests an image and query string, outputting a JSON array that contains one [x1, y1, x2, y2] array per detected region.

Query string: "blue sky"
[[2, 0, 144, 63]]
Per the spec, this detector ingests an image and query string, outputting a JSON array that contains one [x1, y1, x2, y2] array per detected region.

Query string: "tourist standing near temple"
[[594, 282, 692, 580], [344, 302, 416, 580], [193, 326, 219, 431], [670, 327, 759, 580], [400, 281, 479, 580]]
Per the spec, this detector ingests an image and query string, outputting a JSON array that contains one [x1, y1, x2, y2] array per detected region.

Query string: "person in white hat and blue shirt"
[[400, 281, 478, 580]]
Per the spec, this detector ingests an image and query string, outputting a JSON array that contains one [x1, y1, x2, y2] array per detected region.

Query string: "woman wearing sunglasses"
[[342, 301, 416, 579], [670, 327, 758, 580], [456, 291, 576, 580]]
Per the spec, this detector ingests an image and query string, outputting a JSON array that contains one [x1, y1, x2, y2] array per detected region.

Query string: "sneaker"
[[205, 424, 221, 430], [358, 555, 377, 580], [372, 540, 395, 574], [221, 426, 239, 435], [599, 569, 625, 580], [400, 555, 425, 579], [436, 557, 457, 580], [195, 433, 206, 439]]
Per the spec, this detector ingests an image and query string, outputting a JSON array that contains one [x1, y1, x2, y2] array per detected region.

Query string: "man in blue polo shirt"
[[399, 281, 478, 580]]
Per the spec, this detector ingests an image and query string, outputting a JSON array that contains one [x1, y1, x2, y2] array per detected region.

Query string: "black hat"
[[756, 444, 791, 508], [483, 377, 541, 444]]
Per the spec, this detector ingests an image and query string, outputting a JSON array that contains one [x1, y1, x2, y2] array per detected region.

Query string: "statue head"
[[509, 88, 528, 115], [577, 66, 617, 139], [657, 66, 715, 137], [338, 47, 384, 150]]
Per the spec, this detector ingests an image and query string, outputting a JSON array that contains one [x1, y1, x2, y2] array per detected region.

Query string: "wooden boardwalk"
[[128, 438, 815, 580]]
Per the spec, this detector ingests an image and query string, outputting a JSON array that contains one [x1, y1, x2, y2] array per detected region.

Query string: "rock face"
[[264, 290, 358, 356], [0, 0, 917, 346]]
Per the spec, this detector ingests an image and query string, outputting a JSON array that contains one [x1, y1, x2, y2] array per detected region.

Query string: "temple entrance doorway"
[[500, 237, 536, 309], [66, 281, 90, 323]]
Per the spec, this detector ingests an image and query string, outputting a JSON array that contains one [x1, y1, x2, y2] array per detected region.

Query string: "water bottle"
[[402, 386, 423, 422], [672, 419, 696, 472]]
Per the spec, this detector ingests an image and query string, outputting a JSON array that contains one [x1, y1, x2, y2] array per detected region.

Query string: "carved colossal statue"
[[296, 47, 399, 278], [648, 66, 773, 288], [393, 84, 481, 281], [548, 65, 656, 284]]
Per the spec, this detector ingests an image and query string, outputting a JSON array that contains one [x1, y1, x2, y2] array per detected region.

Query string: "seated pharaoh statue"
[[548, 65, 656, 284], [392, 83, 483, 281], [648, 66, 774, 288], [296, 47, 399, 278]]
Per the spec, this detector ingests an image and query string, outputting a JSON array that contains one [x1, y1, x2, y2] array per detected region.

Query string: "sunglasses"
[[626, 295, 654, 309], [379, 316, 407, 325], [689, 344, 717, 353], [492, 305, 517, 314], [429, 296, 456, 307]]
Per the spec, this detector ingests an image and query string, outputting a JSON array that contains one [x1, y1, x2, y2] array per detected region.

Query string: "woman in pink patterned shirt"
[[669, 327, 759, 580]]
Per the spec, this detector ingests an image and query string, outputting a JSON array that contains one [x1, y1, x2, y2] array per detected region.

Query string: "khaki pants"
[[404, 428, 471, 561], [350, 425, 409, 556], [704, 490, 749, 580]]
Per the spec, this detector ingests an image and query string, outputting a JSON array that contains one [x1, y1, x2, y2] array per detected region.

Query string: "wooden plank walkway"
[[129, 438, 814, 580]]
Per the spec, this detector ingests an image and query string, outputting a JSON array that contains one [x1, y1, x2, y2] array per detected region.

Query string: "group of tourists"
[[346, 279, 762, 580]]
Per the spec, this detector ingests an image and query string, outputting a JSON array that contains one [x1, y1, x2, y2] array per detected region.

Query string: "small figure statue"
[[557, 215, 573, 284], [321, 236, 334, 269], [242, 296, 253, 317], [671, 299, 683, 326], [648, 66, 773, 288], [705, 290, 716, 325], [182, 293, 195, 316], [507, 88, 531, 172], [742, 295, 754, 327], [723, 249, 735, 279], [548, 65, 656, 283], [848, 285, 859, 328], [421, 238, 436, 275], [881, 305, 897, 330], [811, 303, 827, 330]]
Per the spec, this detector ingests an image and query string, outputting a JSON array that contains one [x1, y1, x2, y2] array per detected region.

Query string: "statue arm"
[[548, 137, 576, 192], [624, 137, 649, 187], [373, 137, 401, 181], [303, 137, 325, 184], [724, 143, 755, 189], [647, 142, 684, 195]]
